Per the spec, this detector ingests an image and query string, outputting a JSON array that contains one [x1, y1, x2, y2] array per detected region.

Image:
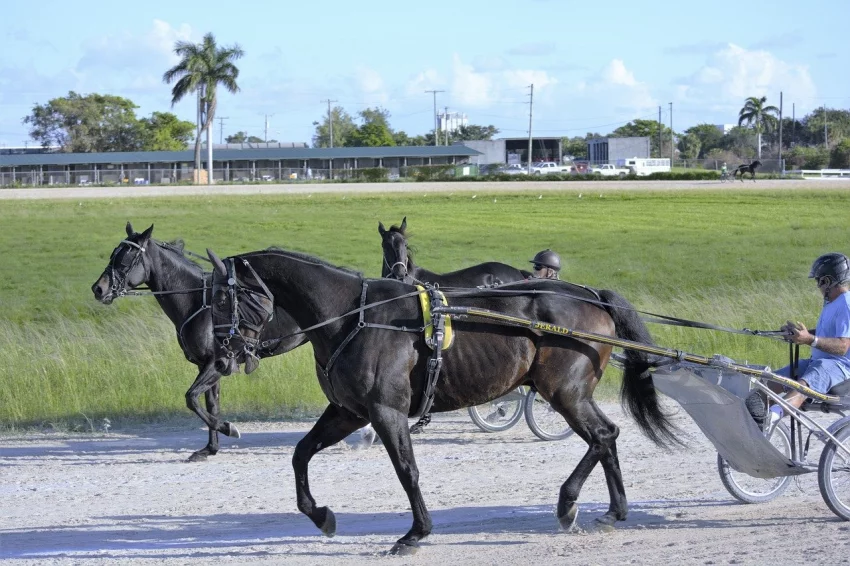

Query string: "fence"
[[0, 164, 481, 187], [785, 169, 850, 179], [674, 158, 785, 173]]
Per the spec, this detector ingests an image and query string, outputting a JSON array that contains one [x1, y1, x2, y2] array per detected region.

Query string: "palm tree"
[[163, 33, 243, 184], [738, 96, 779, 160]]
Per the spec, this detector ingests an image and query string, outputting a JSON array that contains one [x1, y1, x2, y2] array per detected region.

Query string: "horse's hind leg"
[[369, 404, 432, 555], [548, 393, 626, 532], [293, 403, 368, 538], [188, 383, 223, 462]]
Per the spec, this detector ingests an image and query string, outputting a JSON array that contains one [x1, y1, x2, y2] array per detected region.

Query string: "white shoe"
[[765, 411, 782, 437]]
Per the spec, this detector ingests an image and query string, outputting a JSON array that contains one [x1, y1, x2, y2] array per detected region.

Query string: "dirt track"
[[3, 402, 850, 565], [1, 178, 849, 200]]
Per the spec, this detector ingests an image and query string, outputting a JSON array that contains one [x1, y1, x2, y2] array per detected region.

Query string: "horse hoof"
[[558, 504, 579, 532], [225, 422, 241, 438], [593, 517, 617, 533], [318, 506, 336, 537], [389, 541, 419, 556], [187, 451, 209, 463]]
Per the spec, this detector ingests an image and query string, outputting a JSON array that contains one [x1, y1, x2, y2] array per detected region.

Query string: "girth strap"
[[412, 286, 449, 418]]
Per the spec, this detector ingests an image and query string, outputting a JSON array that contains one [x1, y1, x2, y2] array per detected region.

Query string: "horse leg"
[[548, 392, 625, 532], [293, 403, 368, 538], [189, 382, 223, 462], [184, 363, 238, 462], [369, 404, 432, 555]]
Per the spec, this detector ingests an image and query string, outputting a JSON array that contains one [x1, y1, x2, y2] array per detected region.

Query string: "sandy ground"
[[1, 178, 849, 200], [3, 401, 850, 565]]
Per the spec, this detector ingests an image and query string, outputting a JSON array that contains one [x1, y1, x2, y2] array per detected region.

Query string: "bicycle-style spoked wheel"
[[467, 387, 526, 432], [818, 424, 850, 521], [523, 389, 574, 441], [717, 421, 793, 503]]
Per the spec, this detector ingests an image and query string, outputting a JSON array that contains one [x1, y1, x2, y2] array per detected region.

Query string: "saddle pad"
[[416, 285, 454, 350]]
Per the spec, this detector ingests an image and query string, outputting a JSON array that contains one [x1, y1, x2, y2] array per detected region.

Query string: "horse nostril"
[[92, 285, 102, 299]]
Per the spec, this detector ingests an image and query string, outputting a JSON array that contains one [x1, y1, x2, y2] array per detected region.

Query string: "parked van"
[[617, 158, 671, 176]]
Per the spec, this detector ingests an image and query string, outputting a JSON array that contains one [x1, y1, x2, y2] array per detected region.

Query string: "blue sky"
[[1, 0, 847, 148]]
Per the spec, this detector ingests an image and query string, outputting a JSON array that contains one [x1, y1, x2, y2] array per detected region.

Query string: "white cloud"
[[405, 69, 442, 96], [450, 55, 556, 108], [77, 20, 194, 72], [576, 59, 657, 114], [676, 44, 816, 112]]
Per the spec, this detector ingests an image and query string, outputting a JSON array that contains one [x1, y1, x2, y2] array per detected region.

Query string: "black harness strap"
[[413, 287, 447, 418]]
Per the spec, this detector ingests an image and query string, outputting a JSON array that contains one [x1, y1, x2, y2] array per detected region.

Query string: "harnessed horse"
[[733, 160, 762, 182], [204, 245, 679, 555], [91, 223, 307, 461]]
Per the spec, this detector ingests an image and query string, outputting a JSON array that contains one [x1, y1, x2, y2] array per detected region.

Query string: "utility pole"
[[778, 92, 783, 172], [264, 114, 274, 143], [792, 103, 796, 147], [444, 106, 450, 145], [217, 116, 229, 144], [669, 102, 673, 167], [321, 99, 338, 147], [824, 104, 828, 147], [657, 105, 662, 158], [425, 90, 444, 146], [527, 84, 534, 174]]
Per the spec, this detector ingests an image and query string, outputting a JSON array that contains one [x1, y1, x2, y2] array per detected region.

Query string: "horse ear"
[[400, 217, 407, 232], [126, 222, 134, 237], [378, 222, 386, 236], [140, 224, 154, 242], [207, 248, 228, 277]]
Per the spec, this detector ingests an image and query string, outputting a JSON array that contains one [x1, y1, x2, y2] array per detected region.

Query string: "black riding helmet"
[[809, 253, 850, 286], [529, 249, 561, 271]]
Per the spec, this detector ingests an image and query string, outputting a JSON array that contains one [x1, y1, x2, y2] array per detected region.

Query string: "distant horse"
[[379, 216, 531, 284], [91, 223, 307, 461], [732, 160, 762, 182], [205, 245, 679, 555], [379, 217, 532, 433]]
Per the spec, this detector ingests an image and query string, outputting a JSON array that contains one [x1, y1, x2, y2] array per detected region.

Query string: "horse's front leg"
[[293, 403, 368, 537], [185, 363, 238, 462], [189, 382, 223, 462], [370, 404, 432, 556]]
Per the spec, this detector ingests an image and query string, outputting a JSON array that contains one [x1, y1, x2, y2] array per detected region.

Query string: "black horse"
[[379, 216, 531, 284], [91, 223, 307, 461], [732, 160, 762, 182], [379, 217, 532, 433], [205, 245, 678, 555]]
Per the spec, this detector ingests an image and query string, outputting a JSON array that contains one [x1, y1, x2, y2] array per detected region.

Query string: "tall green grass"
[[1, 188, 847, 427]]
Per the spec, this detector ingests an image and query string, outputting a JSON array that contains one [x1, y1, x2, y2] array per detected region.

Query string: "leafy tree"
[[450, 124, 500, 142], [677, 132, 702, 160], [609, 119, 673, 158], [561, 136, 588, 159], [23, 91, 143, 152], [139, 112, 195, 151], [346, 107, 396, 147], [312, 106, 357, 148], [225, 131, 269, 143], [163, 32, 244, 184], [830, 138, 850, 169], [785, 145, 830, 169], [737, 96, 779, 159], [803, 108, 850, 148], [683, 124, 724, 158], [719, 126, 757, 159]]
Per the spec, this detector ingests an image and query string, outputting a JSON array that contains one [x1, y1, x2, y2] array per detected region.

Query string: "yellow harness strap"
[[416, 285, 454, 350]]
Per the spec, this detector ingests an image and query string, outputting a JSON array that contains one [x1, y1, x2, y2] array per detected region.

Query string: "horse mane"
[[263, 246, 363, 277], [154, 239, 204, 270]]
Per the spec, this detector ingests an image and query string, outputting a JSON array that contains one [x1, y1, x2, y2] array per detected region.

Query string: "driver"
[[529, 249, 561, 280], [760, 253, 850, 432]]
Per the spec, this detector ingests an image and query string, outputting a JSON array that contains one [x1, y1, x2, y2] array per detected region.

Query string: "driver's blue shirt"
[[813, 291, 850, 368]]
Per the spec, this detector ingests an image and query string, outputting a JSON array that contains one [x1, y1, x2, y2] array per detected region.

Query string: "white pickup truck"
[[591, 164, 632, 177], [530, 161, 571, 175]]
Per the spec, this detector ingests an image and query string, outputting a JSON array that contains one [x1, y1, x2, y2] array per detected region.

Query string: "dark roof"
[[0, 145, 481, 167]]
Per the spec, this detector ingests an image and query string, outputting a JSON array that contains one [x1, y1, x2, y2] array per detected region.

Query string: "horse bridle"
[[107, 239, 148, 298], [211, 257, 275, 369]]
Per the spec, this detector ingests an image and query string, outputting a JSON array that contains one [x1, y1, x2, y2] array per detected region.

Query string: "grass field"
[[1, 187, 848, 429]]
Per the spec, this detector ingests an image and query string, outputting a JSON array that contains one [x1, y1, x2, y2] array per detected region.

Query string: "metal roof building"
[[0, 145, 481, 185]]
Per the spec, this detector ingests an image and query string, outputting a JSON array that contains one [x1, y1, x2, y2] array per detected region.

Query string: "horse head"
[[207, 248, 274, 376], [91, 222, 154, 304], [379, 216, 410, 280], [752, 160, 762, 169]]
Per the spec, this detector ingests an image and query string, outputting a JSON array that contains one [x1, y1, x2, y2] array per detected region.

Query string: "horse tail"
[[597, 289, 681, 448]]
